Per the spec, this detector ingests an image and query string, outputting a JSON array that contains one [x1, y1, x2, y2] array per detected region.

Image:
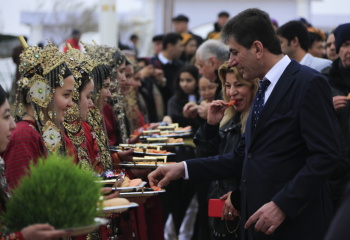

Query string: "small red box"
[[208, 199, 225, 218]]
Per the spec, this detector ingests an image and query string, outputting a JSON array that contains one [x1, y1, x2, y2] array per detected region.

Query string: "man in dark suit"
[[149, 8, 341, 240]]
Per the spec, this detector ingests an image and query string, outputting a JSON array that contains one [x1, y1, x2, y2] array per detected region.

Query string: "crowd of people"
[[1, 7, 350, 240]]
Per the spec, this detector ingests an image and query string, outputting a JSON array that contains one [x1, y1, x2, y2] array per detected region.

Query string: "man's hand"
[[245, 201, 286, 235], [148, 162, 185, 188], [220, 191, 239, 220], [207, 100, 228, 125], [333, 95, 348, 111]]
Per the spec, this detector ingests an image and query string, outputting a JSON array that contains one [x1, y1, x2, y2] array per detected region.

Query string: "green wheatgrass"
[[2, 154, 103, 232]]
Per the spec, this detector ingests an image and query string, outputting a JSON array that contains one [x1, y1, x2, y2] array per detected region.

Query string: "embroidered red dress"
[[103, 104, 118, 146], [1, 120, 47, 189], [82, 121, 102, 173]]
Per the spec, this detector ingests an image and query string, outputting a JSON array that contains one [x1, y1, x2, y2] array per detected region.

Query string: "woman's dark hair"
[[0, 85, 8, 107], [174, 64, 200, 106], [111, 50, 126, 70], [78, 72, 92, 94], [44, 63, 73, 90], [91, 64, 111, 92]]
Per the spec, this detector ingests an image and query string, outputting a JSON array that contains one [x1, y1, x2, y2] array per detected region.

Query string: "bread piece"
[[103, 197, 130, 207], [121, 177, 130, 187]]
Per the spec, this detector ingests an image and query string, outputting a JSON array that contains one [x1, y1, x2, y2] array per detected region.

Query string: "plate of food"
[[117, 156, 175, 168], [146, 137, 184, 146], [99, 197, 139, 214], [109, 146, 175, 156], [101, 202, 139, 213], [113, 181, 147, 192], [148, 142, 185, 146], [119, 187, 166, 197], [117, 163, 174, 168], [173, 126, 192, 133], [157, 124, 192, 133], [99, 197, 138, 213], [140, 132, 191, 139], [60, 217, 108, 236]]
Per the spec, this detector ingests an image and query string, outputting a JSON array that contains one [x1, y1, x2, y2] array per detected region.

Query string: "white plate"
[[113, 181, 147, 191], [140, 132, 191, 138], [119, 189, 166, 197], [117, 163, 171, 169], [173, 130, 192, 133], [101, 202, 138, 213], [148, 142, 185, 146], [109, 148, 175, 156], [96, 179, 118, 184], [60, 217, 108, 236]]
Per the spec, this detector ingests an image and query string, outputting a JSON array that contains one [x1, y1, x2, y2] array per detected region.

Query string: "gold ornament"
[[39, 110, 45, 121], [82, 42, 128, 143], [87, 109, 112, 171], [64, 102, 81, 124], [42, 41, 68, 88], [28, 74, 53, 108], [65, 47, 99, 101], [42, 41, 65, 76], [42, 121, 62, 152], [65, 125, 92, 171], [17, 103, 25, 116], [18, 46, 43, 76]]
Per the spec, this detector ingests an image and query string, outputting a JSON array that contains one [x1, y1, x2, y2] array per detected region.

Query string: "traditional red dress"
[[63, 134, 78, 164], [82, 121, 102, 173], [1, 120, 47, 189], [103, 104, 118, 146]]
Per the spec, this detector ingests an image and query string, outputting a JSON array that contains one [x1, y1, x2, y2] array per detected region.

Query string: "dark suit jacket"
[[186, 60, 341, 240]]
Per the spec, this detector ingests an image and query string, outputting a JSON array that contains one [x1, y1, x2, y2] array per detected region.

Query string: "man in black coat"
[[322, 23, 350, 208], [149, 8, 341, 240]]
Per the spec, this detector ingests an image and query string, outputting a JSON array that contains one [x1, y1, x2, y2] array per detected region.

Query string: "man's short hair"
[[308, 32, 323, 49], [197, 39, 229, 63], [218, 11, 229, 18], [172, 14, 189, 23], [130, 34, 139, 41], [276, 21, 309, 52], [152, 34, 164, 42], [162, 33, 183, 50], [221, 8, 282, 55], [71, 29, 81, 38]]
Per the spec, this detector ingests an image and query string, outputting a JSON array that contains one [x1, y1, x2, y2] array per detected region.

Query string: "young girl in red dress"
[[2, 40, 76, 189]]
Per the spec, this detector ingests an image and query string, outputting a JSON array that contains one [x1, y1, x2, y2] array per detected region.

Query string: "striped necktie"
[[252, 79, 271, 129]]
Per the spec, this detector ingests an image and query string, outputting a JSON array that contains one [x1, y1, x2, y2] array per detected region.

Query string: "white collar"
[[263, 55, 291, 87], [158, 52, 172, 65]]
